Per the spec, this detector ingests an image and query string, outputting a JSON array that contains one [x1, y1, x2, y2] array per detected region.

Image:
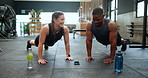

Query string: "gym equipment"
[[72, 29, 86, 39], [0, 4, 16, 39]]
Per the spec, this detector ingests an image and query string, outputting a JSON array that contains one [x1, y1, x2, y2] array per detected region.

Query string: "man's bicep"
[[86, 30, 93, 42], [109, 30, 117, 45], [86, 23, 93, 40], [108, 22, 117, 44]]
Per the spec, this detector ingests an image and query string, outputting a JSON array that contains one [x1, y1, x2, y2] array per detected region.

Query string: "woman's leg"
[[27, 35, 39, 50], [30, 40, 35, 45]]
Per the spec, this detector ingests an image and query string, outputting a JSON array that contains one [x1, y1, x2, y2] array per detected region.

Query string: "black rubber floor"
[[0, 34, 147, 78]]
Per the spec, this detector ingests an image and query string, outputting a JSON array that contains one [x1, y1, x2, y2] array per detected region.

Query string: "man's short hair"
[[92, 7, 103, 15]]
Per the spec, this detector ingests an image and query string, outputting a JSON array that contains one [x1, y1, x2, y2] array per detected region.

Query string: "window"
[[136, 0, 148, 17], [16, 12, 79, 36], [111, 0, 118, 22]]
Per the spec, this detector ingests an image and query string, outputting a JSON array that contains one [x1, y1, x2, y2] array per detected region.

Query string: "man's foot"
[[44, 45, 48, 50], [121, 40, 127, 51], [26, 40, 32, 50]]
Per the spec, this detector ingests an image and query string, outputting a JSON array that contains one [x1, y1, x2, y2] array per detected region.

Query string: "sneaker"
[[44, 45, 48, 50], [121, 40, 127, 51], [26, 40, 32, 50]]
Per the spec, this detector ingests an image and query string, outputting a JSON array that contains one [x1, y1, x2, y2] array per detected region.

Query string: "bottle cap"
[[28, 48, 32, 51], [118, 51, 122, 54]]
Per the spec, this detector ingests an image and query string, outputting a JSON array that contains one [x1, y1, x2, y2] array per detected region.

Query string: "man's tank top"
[[91, 18, 110, 45], [44, 23, 64, 46]]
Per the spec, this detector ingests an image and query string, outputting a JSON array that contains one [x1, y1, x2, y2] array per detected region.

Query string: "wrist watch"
[[67, 55, 70, 57]]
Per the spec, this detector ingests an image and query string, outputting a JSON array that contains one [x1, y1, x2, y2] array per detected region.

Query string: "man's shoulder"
[[108, 21, 117, 31], [108, 21, 116, 26], [87, 21, 92, 27], [86, 21, 92, 31]]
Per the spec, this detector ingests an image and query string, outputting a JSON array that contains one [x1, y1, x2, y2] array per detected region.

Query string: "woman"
[[27, 11, 74, 64]]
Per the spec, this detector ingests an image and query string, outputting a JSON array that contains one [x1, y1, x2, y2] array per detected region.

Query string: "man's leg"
[[116, 32, 127, 51], [121, 39, 127, 51], [44, 44, 48, 50]]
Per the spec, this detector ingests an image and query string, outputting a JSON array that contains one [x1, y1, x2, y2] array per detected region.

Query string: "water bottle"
[[27, 48, 34, 69], [115, 51, 123, 72]]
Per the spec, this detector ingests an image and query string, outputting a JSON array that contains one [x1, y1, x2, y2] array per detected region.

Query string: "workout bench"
[[72, 29, 86, 39]]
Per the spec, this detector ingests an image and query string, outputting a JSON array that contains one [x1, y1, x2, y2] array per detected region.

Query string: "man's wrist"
[[88, 55, 91, 57]]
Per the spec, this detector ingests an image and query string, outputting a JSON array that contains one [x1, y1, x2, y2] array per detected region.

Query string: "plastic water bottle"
[[115, 51, 123, 72], [27, 48, 34, 69]]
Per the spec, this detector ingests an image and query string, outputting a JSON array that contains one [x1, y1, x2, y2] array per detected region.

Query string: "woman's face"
[[54, 15, 65, 28]]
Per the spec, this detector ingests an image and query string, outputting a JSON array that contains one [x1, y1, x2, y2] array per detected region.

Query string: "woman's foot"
[[26, 40, 32, 50]]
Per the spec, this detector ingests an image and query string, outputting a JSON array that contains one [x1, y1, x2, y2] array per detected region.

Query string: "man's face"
[[92, 14, 104, 28]]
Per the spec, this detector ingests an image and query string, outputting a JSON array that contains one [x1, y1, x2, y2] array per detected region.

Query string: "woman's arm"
[[63, 26, 74, 61], [38, 25, 49, 64]]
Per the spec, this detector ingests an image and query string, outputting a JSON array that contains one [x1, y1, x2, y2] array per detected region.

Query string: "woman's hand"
[[38, 59, 48, 64], [65, 57, 74, 61]]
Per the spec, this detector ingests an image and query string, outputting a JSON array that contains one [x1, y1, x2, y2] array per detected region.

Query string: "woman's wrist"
[[66, 54, 70, 57]]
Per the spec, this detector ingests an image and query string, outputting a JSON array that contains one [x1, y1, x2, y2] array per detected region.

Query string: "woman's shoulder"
[[40, 24, 49, 34]]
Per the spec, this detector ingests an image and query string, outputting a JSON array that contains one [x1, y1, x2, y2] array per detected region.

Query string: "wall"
[[117, 0, 148, 43], [118, 0, 135, 15], [79, 2, 91, 20], [117, 11, 148, 43], [14, 1, 80, 15]]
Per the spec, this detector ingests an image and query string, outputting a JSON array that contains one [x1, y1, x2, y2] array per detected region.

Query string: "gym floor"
[[0, 33, 148, 78]]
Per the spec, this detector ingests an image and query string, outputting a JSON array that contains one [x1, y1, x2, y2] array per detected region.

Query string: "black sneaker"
[[26, 40, 32, 50], [121, 41, 127, 51], [44, 45, 48, 50]]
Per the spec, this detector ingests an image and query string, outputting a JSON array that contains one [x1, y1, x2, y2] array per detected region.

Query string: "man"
[[85, 7, 126, 64], [27, 11, 74, 64]]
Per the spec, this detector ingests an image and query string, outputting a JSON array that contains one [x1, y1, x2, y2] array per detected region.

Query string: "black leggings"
[[35, 35, 40, 47]]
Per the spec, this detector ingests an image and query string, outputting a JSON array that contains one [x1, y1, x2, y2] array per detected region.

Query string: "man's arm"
[[109, 21, 117, 60], [38, 26, 49, 64], [63, 26, 74, 61], [85, 22, 94, 61], [104, 21, 117, 63]]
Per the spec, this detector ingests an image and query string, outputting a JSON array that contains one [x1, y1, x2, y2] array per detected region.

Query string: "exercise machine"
[[0, 4, 16, 39]]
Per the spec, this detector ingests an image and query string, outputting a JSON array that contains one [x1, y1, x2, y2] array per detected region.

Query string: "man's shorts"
[[117, 32, 122, 46]]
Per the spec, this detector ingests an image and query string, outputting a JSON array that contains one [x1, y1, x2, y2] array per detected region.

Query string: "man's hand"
[[65, 57, 74, 61], [38, 59, 48, 64], [103, 58, 114, 64], [85, 56, 94, 61]]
